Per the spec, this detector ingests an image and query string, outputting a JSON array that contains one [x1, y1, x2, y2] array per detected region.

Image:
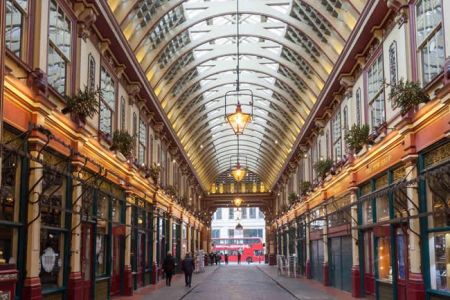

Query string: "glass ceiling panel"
[[111, 0, 360, 189]]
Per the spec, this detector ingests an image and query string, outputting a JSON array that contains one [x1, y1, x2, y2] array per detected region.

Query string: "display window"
[[377, 236, 392, 282]]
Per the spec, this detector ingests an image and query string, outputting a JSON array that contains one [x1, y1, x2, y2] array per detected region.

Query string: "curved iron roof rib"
[[108, 0, 361, 189]]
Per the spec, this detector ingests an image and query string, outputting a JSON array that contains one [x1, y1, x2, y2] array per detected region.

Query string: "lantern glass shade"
[[230, 163, 246, 182], [232, 197, 243, 207], [226, 103, 252, 135], [235, 222, 243, 231]]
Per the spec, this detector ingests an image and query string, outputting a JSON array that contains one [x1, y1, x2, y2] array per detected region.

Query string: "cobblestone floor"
[[118, 264, 364, 300]]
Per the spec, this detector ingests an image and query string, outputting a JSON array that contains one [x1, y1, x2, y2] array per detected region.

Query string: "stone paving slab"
[[256, 265, 361, 300]]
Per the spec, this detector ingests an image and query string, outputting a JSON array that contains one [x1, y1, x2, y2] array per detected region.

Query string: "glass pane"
[[376, 195, 389, 222], [430, 232, 450, 292], [99, 102, 113, 136], [1, 150, 19, 221], [41, 168, 65, 228], [0, 226, 18, 265], [40, 230, 63, 289], [48, 46, 67, 94], [378, 237, 392, 282], [428, 173, 450, 228], [363, 200, 373, 224], [421, 28, 445, 85], [95, 232, 107, 276], [416, 0, 442, 45], [396, 229, 407, 280], [364, 231, 373, 273], [5, 0, 23, 56]]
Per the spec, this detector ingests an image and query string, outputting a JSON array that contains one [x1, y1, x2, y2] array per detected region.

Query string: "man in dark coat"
[[224, 253, 229, 265], [162, 252, 176, 286], [237, 252, 242, 264], [181, 253, 195, 287]]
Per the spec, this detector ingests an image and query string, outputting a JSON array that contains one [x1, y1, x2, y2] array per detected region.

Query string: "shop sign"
[[41, 247, 57, 273]]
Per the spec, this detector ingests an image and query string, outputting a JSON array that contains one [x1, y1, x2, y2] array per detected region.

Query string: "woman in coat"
[[162, 252, 176, 286]]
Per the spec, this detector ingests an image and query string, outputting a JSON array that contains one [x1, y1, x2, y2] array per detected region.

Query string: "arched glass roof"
[[109, 0, 363, 189]]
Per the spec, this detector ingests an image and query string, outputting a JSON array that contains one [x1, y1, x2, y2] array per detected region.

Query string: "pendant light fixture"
[[230, 135, 247, 182], [224, 0, 253, 135]]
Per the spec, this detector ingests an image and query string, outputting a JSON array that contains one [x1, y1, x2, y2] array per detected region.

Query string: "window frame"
[[366, 53, 386, 129], [5, 0, 29, 59], [99, 66, 116, 137]]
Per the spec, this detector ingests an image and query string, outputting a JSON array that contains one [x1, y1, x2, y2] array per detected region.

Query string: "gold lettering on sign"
[[366, 155, 392, 176]]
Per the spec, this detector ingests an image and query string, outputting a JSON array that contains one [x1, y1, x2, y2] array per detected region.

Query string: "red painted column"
[[67, 272, 83, 300], [22, 277, 42, 300], [406, 272, 425, 300], [123, 265, 133, 296], [306, 260, 312, 279], [322, 262, 330, 286], [351, 265, 362, 298]]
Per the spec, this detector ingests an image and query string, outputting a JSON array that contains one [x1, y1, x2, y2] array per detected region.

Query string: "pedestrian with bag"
[[181, 253, 195, 287], [162, 252, 176, 286]]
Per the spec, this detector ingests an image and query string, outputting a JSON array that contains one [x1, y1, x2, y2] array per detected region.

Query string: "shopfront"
[[0, 128, 28, 299], [326, 194, 352, 292], [420, 141, 450, 300], [131, 197, 151, 289], [296, 216, 307, 276], [358, 164, 410, 300], [309, 206, 325, 283]]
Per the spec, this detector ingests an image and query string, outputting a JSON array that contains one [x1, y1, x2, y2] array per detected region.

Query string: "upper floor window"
[[229, 208, 234, 220], [389, 41, 398, 85], [367, 55, 385, 129], [212, 229, 220, 238], [215, 208, 222, 220], [416, 0, 444, 85], [355, 88, 362, 125], [5, 0, 28, 57], [249, 207, 256, 219], [133, 112, 138, 157], [332, 111, 342, 161], [242, 207, 247, 219], [138, 118, 148, 165], [99, 67, 115, 136], [258, 209, 264, 219], [87, 54, 96, 90], [48, 0, 72, 95], [120, 97, 126, 130]]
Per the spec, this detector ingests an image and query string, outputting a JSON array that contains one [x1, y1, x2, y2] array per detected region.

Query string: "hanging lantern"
[[230, 162, 246, 182], [232, 197, 243, 207], [235, 222, 243, 231], [226, 103, 252, 135]]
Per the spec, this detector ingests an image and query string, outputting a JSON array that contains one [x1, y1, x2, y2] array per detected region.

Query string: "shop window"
[[310, 207, 325, 231], [416, 0, 444, 85], [375, 175, 389, 222], [41, 167, 65, 227], [327, 195, 351, 227], [427, 173, 450, 228], [99, 67, 115, 137], [0, 226, 18, 265], [138, 118, 148, 165], [96, 193, 109, 277], [378, 237, 392, 282], [0, 149, 19, 221], [430, 232, 450, 292], [361, 183, 373, 224], [48, 0, 71, 95], [396, 228, 407, 280], [5, 0, 27, 57], [40, 229, 63, 289], [364, 231, 373, 274], [81, 185, 95, 222], [367, 55, 385, 129], [112, 198, 122, 225]]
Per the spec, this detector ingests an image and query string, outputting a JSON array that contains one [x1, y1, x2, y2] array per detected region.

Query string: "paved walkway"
[[117, 264, 364, 300]]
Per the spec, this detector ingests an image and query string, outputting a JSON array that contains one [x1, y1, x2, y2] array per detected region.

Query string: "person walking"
[[224, 253, 229, 265], [181, 253, 196, 287], [162, 252, 176, 286], [237, 252, 241, 264]]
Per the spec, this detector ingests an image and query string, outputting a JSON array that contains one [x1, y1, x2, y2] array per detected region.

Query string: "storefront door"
[[111, 230, 124, 295], [329, 236, 352, 292], [297, 239, 306, 276], [311, 239, 324, 282], [363, 230, 375, 295], [137, 233, 145, 287], [81, 223, 94, 300], [396, 227, 408, 300]]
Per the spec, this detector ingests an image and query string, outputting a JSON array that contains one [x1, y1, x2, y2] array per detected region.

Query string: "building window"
[[228, 229, 234, 238], [99, 67, 115, 136], [389, 41, 398, 85], [416, 0, 444, 85], [249, 207, 256, 219], [229, 208, 234, 220], [355, 88, 362, 126], [368, 55, 385, 129], [133, 113, 138, 157], [87, 54, 96, 90], [48, 0, 71, 95], [212, 229, 220, 238], [5, 0, 27, 57], [215, 208, 222, 220], [332, 111, 342, 161], [258, 209, 264, 219], [138, 118, 147, 165], [243, 229, 263, 238], [120, 97, 126, 130], [241, 208, 247, 219]]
